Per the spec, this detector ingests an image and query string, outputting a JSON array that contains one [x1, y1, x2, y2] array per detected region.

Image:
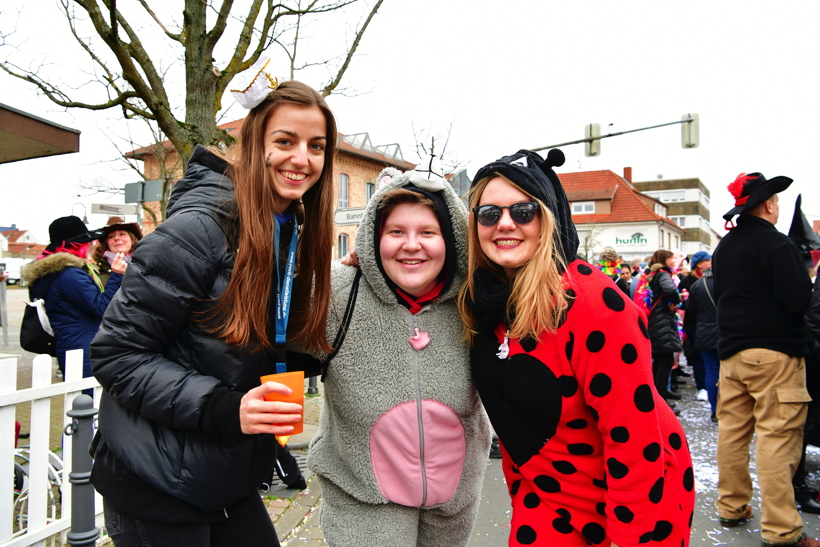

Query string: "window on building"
[[667, 232, 671, 249], [338, 233, 348, 259], [366, 182, 375, 203], [571, 201, 595, 214], [674, 235, 679, 248], [661, 190, 686, 203], [338, 174, 349, 208], [671, 216, 686, 227]]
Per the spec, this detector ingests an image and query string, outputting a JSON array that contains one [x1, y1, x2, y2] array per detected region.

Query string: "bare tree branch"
[[137, 0, 182, 42], [321, 0, 383, 96]]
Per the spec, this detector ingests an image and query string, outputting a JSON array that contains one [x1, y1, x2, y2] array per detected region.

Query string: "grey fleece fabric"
[[307, 167, 491, 545]]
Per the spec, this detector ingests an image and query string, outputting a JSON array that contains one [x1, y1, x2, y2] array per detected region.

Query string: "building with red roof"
[[125, 119, 415, 257], [558, 167, 684, 261]]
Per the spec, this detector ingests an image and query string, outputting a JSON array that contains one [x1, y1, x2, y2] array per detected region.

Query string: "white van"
[[0, 258, 33, 285]]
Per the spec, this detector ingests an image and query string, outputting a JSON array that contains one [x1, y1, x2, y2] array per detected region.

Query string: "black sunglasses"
[[472, 202, 540, 227]]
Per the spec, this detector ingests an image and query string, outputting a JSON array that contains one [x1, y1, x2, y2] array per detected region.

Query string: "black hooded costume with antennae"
[[466, 149, 695, 547]]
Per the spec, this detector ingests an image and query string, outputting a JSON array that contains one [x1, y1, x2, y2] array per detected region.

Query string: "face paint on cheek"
[[265, 152, 273, 168]]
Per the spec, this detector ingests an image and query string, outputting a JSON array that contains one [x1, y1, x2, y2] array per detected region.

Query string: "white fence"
[[0, 350, 103, 547]]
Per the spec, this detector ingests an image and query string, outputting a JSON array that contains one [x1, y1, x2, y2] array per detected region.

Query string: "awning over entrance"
[[0, 103, 80, 164]]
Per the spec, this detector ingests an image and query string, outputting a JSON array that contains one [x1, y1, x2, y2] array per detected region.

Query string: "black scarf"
[[467, 268, 513, 333]]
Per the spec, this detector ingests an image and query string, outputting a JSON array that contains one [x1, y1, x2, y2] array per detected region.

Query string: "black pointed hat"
[[788, 194, 820, 268]]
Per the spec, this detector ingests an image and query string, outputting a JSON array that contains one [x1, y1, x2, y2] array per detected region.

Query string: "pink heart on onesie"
[[409, 328, 430, 351]]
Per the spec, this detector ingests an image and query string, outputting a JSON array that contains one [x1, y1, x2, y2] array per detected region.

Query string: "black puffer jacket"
[[91, 145, 278, 513], [647, 265, 683, 354], [686, 269, 718, 350]]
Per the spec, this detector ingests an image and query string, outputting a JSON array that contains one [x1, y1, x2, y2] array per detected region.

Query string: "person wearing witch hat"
[[788, 195, 820, 515], [458, 149, 694, 546], [21, 216, 127, 379], [712, 173, 817, 546]]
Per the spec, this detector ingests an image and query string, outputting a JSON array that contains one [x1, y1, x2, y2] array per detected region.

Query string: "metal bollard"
[[307, 375, 318, 395], [64, 395, 100, 546]]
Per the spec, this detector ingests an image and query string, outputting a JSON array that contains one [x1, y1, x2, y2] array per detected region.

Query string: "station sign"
[[91, 203, 140, 215], [334, 208, 366, 226]]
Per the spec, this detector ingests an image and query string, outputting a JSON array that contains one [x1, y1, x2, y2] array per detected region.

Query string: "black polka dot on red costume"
[[639, 531, 653, 543], [621, 343, 638, 364], [611, 426, 630, 443], [649, 477, 664, 503], [643, 442, 661, 462], [510, 480, 521, 495], [511, 466, 520, 474], [520, 336, 537, 352], [559, 375, 578, 397], [603, 287, 626, 311], [568, 443, 594, 455], [582, 522, 606, 545], [634, 384, 655, 412], [593, 477, 607, 489], [688, 510, 694, 527], [614, 505, 634, 523], [586, 331, 606, 352], [553, 460, 577, 475], [683, 467, 694, 492], [577, 263, 593, 275], [552, 516, 573, 534], [638, 317, 649, 339], [652, 521, 673, 541], [607, 457, 629, 479], [516, 525, 537, 545], [567, 419, 588, 429], [565, 332, 574, 361], [668, 432, 682, 450], [523, 493, 540, 509], [534, 475, 561, 493], [588, 406, 600, 421], [556, 508, 571, 521], [596, 502, 606, 516], [589, 373, 612, 397]]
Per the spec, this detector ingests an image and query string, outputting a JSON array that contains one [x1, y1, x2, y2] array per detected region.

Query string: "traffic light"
[[585, 123, 601, 157], [681, 113, 699, 149]]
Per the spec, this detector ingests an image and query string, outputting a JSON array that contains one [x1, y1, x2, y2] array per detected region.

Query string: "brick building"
[[126, 121, 414, 257]]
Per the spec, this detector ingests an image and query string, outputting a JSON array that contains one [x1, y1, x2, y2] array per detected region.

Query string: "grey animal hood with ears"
[[354, 163, 469, 306]]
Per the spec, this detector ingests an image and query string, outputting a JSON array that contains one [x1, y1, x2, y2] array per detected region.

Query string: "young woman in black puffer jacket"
[[646, 249, 683, 406]]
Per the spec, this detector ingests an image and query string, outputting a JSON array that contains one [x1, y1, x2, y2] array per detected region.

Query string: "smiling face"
[[263, 103, 327, 214], [380, 203, 446, 297], [107, 230, 134, 254], [477, 177, 541, 278]]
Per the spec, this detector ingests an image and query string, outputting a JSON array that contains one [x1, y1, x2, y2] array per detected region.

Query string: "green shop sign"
[[615, 233, 648, 245]]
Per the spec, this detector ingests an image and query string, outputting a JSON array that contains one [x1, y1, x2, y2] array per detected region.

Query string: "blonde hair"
[[457, 175, 571, 342]]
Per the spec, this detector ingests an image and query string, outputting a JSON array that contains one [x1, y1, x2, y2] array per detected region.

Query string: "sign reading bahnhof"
[[334, 208, 366, 226]]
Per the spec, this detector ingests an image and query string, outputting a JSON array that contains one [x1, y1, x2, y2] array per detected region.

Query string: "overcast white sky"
[[2, 0, 819, 245]]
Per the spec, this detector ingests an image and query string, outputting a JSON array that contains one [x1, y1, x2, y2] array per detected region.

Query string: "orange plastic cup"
[[260, 370, 304, 434]]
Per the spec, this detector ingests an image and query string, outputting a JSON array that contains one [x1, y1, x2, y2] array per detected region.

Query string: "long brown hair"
[[215, 80, 336, 353], [457, 175, 570, 342]]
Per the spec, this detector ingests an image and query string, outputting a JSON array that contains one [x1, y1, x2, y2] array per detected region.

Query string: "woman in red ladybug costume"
[[458, 148, 695, 547]]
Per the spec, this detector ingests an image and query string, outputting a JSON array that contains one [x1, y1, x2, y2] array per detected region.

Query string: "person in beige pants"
[[713, 172, 816, 547]]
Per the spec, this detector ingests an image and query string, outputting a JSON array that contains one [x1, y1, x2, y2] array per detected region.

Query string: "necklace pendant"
[[497, 329, 510, 359]]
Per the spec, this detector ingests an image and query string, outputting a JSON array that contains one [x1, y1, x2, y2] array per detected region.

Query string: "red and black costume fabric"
[[467, 148, 694, 546], [470, 261, 694, 546]]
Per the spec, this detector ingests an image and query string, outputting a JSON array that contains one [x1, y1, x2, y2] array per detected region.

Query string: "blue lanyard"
[[274, 215, 299, 373]]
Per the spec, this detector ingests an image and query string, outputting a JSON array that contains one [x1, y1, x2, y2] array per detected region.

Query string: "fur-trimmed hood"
[[355, 166, 469, 306], [23, 253, 87, 286]]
